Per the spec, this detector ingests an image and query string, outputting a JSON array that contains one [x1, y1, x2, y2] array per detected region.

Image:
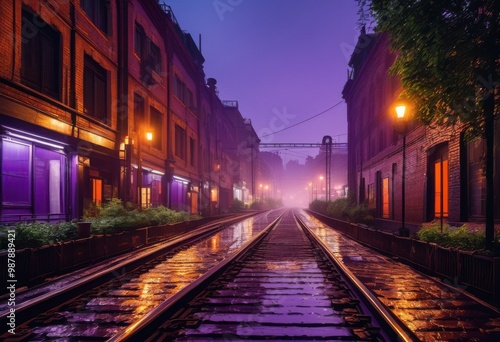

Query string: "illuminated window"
[[211, 188, 218, 202], [91, 178, 102, 205], [1, 139, 67, 220], [382, 177, 389, 218], [141, 187, 151, 209], [1, 140, 31, 206], [190, 191, 198, 214], [434, 159, 449, 218]]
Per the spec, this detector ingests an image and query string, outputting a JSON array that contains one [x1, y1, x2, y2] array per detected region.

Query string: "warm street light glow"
[[146, 132, 153, 141], [395, 105, 406, 119], [393, 101, 408, 236], [319, 175, 324, 181]]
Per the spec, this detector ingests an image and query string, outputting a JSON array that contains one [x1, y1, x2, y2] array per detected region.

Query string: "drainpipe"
[[165, 38, 173, 209]]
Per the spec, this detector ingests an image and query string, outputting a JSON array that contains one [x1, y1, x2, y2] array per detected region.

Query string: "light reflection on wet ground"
[[298, 210, 500, 341], [177, 211, 365, 340], [26, 211, 282, 340]]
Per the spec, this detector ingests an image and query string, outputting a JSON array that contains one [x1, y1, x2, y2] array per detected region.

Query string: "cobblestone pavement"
[[299, 211, 500, 342]]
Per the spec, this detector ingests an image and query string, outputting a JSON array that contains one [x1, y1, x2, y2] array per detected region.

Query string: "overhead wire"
[[258, 100, 345, 139]]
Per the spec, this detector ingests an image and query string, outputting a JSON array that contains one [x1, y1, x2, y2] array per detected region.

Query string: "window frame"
[[21, 7, 61, 100], [189, 137, 196, 167], [83, 54, 109, 123], [81, 0, 109, 34], [149, 107, 163, 150], [175, 124, 186, 160]]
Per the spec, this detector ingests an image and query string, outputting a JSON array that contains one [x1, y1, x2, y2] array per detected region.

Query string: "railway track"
[[111, 209, 416, 341], [7, 208, 495, 340], [300, 211, 500, 341], [0, 210, 283, 341]]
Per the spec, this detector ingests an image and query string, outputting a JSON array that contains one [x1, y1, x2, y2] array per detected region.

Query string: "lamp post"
[[137, 130, 153, 209], [319, 176, 324, 200], [216, 161, 221, 214], [394, 104, 408, 237], [120, 136, 133, 204]]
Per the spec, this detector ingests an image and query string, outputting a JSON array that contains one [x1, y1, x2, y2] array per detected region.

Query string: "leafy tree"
[[358, 0, 499, 249]]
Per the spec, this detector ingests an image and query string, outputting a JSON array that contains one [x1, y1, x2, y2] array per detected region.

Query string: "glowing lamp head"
[[145, 132, 153, 141], [395, 105, 406, 119]]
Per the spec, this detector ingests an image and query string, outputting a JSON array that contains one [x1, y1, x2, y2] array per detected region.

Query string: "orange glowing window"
[[382, 177, 389, 218], [141, 187, 151, 209], [211, 188, 218, 202], [91, 178, 102, 205], [434, 159, 449, 218]]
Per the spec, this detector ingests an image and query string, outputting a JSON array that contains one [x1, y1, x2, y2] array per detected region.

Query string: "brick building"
[[0, 1, 122, 222], [222, 101, 260, 207], [0, 0, 259, 223], [343, 29, 500, 232]]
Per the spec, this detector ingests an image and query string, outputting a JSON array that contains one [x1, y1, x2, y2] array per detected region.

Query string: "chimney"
[[207, 77, 217, 92]]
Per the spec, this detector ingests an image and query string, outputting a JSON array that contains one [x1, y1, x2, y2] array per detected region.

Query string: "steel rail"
[[0, 212, 259, 328], [108, 210, 286, 342], [294, 213, 419, 342]]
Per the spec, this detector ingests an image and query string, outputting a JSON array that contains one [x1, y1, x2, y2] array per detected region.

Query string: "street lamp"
[[394, 103, 408, 236], [137, 129, 153, 209]]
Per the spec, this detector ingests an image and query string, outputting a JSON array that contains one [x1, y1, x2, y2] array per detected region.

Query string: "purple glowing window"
[[1, 139, 67, 217], [34, 147, 66, 214], [1, 140, 31, 205]]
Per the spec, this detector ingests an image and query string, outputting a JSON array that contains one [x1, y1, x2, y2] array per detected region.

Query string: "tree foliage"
[[359, 0, 499, 139], [358, 0, 499, 248]]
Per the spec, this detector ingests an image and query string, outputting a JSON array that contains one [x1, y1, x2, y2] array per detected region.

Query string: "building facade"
[[222, 101, 260, 207], [0, 0, 259, 223], [343, 29, 500, 230]]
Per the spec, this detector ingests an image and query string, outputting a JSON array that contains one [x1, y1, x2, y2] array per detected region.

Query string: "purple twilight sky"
[[166, 0, 360, 164]]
